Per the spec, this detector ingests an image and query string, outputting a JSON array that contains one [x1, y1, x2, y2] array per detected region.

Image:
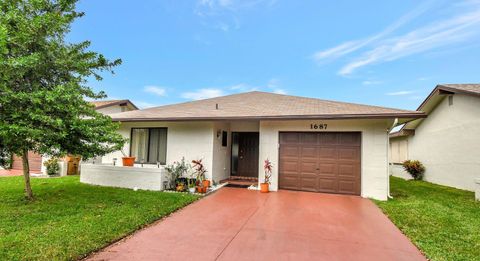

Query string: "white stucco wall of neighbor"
[[258, 119, 392, 200], [407, 94, 480, 191], [102, 121, 215, 180]]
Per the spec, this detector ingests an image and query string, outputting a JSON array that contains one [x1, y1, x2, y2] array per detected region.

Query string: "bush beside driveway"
[[0, 176, 199, 261], [375, 176, 480, 261]]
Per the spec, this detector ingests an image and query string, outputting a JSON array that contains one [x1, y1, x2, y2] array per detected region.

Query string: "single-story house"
[[390, 84, 480, 191], [3, 99, 138, 175], [101, 91, 425, 200]]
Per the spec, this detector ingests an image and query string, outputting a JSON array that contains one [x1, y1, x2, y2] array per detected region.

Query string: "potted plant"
[[192, 159, 209, 192], [176, 181, 185, 192], [261, 159, 273, 193], [188, 179, 196, 193], [165, 158, 190, 190], [120, 149, 135, 167]]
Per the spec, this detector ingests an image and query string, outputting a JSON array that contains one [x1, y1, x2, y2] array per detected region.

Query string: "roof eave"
[[111, 113, 426, 122]]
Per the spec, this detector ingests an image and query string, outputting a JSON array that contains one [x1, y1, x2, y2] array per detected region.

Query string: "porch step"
[[220, 177, 258, 187]]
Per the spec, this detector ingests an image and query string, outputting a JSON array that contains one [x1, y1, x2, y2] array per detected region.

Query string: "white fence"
[[80, 164, 168, 191]]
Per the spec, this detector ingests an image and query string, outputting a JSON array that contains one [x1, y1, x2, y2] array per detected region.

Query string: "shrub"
[[43, 158, 60, 176], [402, 160, 425, 180], [0, 148, 13, 170]]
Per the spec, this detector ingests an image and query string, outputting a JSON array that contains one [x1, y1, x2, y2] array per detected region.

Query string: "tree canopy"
[[0, 0, 126, 199]]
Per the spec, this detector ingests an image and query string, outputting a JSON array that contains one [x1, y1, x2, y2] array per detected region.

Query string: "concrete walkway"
[[87, 188, 425, 261]]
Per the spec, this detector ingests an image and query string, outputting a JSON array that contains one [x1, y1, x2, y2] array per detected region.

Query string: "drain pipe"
[[387, 118, 398, 199]]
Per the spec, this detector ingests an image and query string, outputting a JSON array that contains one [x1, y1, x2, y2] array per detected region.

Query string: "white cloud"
[[339, 6, 480, 75], [181, 88, 225, 100], [362, 80, 383, 85], [266, 78, 287, 94], [386, 91, 415, 96], [228, 83, 257, 91], [312, 1, 480, 76], [272, 89, 287, 94], [195, 0, 275, 31], [144, 86, 167, 96], [313, 0, 434, 62]]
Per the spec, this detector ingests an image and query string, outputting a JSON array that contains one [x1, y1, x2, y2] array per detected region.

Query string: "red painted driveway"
[[88, 188, 425, 261]]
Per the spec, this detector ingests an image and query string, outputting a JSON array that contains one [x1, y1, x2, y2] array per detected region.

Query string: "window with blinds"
[[130, 128, 167, 164]]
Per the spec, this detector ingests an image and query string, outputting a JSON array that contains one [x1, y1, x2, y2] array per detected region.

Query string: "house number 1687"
[[310, 124, 328, 130]]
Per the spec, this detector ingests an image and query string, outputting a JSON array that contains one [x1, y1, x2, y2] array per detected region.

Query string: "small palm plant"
[[261, 159, 273, 193]]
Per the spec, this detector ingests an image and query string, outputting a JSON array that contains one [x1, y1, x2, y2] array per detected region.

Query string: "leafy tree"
[[0, 0, 126, 200]]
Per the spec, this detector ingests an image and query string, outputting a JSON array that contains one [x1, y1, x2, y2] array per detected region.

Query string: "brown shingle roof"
[[109, 91, 424, 122], [90, 100, 139, 110], [437, 84, 480, 96]]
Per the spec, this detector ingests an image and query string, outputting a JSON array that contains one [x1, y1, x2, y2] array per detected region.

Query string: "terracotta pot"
[[260, 183, 269, 193], [196, 186, 206, 193], [202, 180, 211, 188], [176, 185, 184, 192], [122, 157, 136, 167]]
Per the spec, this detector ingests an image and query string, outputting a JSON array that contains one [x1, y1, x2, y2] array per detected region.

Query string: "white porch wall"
[[102, 121, 215, 180], [258, 119, 392, 200], [212, 122, 231, 183]]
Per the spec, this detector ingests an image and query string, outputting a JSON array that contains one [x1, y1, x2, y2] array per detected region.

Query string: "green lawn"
[[0, 176, 199, 261], [375, 176, 480, 261]]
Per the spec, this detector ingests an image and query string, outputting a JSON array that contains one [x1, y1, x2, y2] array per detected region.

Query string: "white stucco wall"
[[406, 94, 480, 191], [80, 164, 166, 191], [258, 119, 392, 200], [389, 163, 412, 180], [102, 121, 215, 180], [212, 122, 231, 183]]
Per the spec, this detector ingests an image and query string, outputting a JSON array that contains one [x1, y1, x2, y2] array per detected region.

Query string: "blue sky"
[[69, 0, 480, 110]]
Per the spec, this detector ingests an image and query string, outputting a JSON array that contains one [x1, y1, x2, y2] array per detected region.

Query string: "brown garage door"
[[12, 152, 43, 172], [279, 132, 361, 195]]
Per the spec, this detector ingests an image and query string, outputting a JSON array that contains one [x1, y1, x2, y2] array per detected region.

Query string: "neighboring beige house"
[[390, 84, 480, 191], [3, 100, 138, 175], [90, 99, 138, 115], [99, 91, 425, 200]]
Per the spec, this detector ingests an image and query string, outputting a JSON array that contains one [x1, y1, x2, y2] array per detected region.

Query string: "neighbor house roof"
[[90, 100, 139, 110], [109, 91, 425, 122], [390, 84, 480, 137]]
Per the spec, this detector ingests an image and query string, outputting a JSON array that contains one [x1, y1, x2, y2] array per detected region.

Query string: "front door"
[[231, 132, 259, 177]]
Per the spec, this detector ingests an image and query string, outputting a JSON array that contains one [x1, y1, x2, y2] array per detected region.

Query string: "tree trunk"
[[22, 150, 34, 200]]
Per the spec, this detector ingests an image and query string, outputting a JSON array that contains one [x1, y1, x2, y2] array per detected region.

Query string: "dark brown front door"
[[231, 132, 259, 177], [279, 132, 361, 195]]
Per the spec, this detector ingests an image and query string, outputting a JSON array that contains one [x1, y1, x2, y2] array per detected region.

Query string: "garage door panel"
[[279, 132, 361, 195], [300, 146, 317, 158], [338, 180, 358, 194], [339, 133, 361, 146], [338, 148, 360, 161], [280, 133, 300, 144], [279, 175, 300, 190], [300, 161, 317, 174], [280, 160, 299, 172], [318, 147, 337, 160], [300, 133, 318, 144], [300, 177, 317, 192], [317, 163, 337, 175], [317, 178, 338, 193], [319, 133, 338, 145], [338, 164, 358, 178], [280, 145, 300, 157]]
